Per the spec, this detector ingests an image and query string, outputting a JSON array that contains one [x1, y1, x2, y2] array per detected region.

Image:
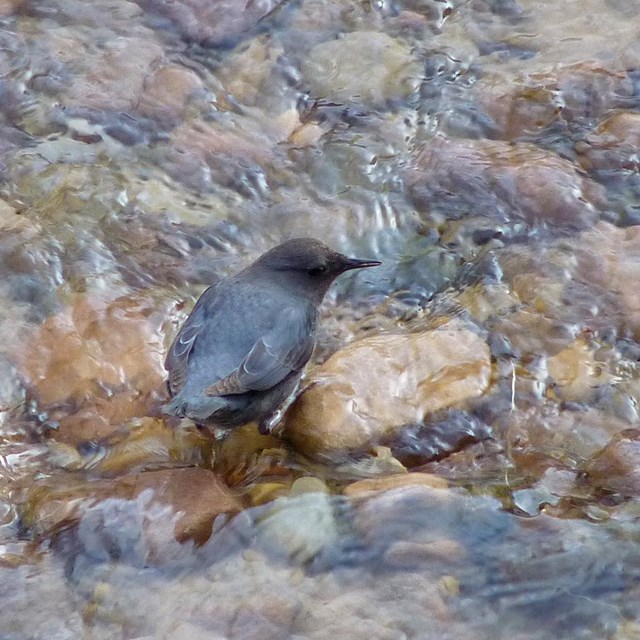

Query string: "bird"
[[162, 238, 381, 435]]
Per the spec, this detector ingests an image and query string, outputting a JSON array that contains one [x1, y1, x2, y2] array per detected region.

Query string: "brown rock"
[[343, 472, 448, 497], [582, 429, 640, 496], [138, 64, 203, 123], [47, 417, 213, 477], [135, 0, 286, 46], [165, 118, 282, 191], [578, 222, 640, 337], [283, 322, 491, 457], [16, 292, 168, 442], [0, 0, 24, 16], [406, 137, 604, 230], [121, 467, 242, 544], [500, 406, 633, 477], [65, 37, 163, 111], [218, 37, 283, 107], [547, 338, 612, 403], [383, 539, 466, 568], [474, 62, 634, 139], [24, 467, 243, 546], [577, 111, 640, 172]]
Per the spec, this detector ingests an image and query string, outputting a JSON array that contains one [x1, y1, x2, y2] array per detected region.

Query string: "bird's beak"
[[341, 257, 382, 272]]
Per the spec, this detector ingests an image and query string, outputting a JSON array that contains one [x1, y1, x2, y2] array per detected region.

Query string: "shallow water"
[[2, 0, 640, 637]]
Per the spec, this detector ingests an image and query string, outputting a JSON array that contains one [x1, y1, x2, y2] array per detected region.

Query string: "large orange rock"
[[283, 322, 491, 457], [16, 292, 169, 442]]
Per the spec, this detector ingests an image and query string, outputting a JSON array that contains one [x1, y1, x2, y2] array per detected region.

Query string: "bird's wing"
[[164, 287, 214, 396], [204, 304, 316, 397]]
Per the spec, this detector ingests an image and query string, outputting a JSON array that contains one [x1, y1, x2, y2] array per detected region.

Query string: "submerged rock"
[[577, 222, 640, 338], [65, 36, 164, 111], [498, 405, 633, 478], [577, 111, 640, 173], [23, 467, 243, 548], [301, 31, 422, 108], [252, 492, 340, 564], [343, 472, 448, 497], [473, 62, 635, 139], [581, 429, 640, 497], [406, 136, 604, 231], [283, 321, 491, 457], [135, 0, 287, 47], [16, 292, 168, 442], [137, 64, 203, 125]]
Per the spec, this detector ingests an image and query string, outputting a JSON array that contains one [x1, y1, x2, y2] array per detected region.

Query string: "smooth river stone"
[[135, 0, 286, 47], [301, 31, 422, 107], [582, 429, 640, 496], [578, 222, 640, 338], [577, 111, 640, 173], [137, 64, 203, 124], [283, 323, 491, 457], [406, 136, 604, 230]]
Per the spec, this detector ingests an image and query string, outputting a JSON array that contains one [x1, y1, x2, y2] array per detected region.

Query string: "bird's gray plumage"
[[163, 238, 380, 433]]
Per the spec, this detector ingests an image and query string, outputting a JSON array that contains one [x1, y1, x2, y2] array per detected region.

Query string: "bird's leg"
[[258, 378, 302, 435]]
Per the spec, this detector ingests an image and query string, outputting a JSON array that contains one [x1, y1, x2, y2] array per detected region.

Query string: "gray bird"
[[163, 238, 380, 434]]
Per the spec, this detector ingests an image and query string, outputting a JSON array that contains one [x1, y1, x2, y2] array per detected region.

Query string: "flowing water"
[[2, 0, 640, 638]]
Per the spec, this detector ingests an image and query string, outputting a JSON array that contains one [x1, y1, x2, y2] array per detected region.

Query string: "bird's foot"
[[258, 411, 281, 435], [258, 378, 302, 435]]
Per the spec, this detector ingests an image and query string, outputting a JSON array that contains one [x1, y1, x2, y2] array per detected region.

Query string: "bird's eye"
[[307, 265, 327, 277]]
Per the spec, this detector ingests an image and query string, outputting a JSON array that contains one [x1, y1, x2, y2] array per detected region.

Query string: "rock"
[[388, 409, 492, 468], [499, 406, 633, 477], [283, 321, 491, 457], [46, 417, 212, 477], [577, 111, 640, 173], [473, 62, 634, 139], [343, 472, 448, 497], [0, 0, 24, 16], [581, 429, 640, 496], [24, 467, 243, 547], [290, 476, 330, 495], [301, 31, 422, 107], [135, 0, 286, 47], [120, 467, 242, 544], [16, 292, 169, 442], [405, 136, 604, 230], [512, 468, 576, 516], [137, 64, 203, 124], [164, 119, 279, 193], [383, 539, 465, 569], [253, 492, 339, 564], [65, 36, 163, 111], [577, 222, 640, 338], [218, 37, 284, 107], [547, 338, 613, 403]]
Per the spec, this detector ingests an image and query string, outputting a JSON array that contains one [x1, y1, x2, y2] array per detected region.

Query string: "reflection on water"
[[1, 0, 640, 637]]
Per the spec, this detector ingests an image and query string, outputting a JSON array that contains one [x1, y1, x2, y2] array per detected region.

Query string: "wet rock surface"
[[301, 31, 422, 108], [283, 320, 492, 457], [405, 136, 605, 231], [24, 466, 243, 548], [135, 0, 288, 47]]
